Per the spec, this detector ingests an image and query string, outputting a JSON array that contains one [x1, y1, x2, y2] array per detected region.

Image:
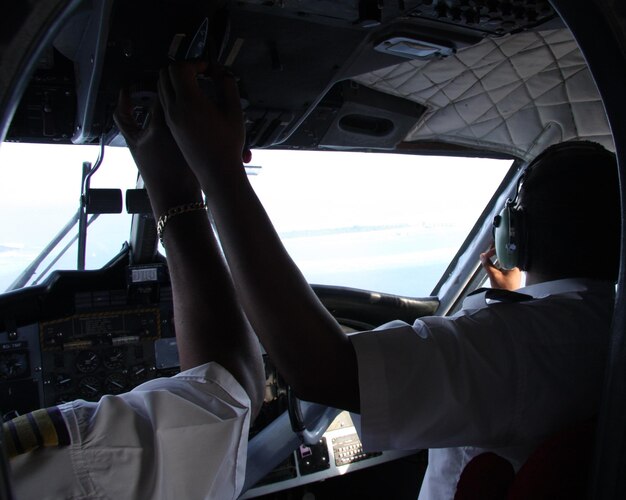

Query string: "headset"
[[492, 140, 610, 270], [493, 173, 526, 270]]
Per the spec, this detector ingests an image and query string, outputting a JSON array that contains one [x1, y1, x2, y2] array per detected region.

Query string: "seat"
[[454, 418, 596, 500]]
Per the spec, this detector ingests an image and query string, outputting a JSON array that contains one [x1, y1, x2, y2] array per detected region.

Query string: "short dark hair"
[[519, 140, 620, 282]]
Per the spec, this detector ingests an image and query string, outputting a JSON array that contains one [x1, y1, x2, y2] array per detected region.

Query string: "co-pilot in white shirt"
[[350, 278, 614, 499], [10, 362, 252, 500]]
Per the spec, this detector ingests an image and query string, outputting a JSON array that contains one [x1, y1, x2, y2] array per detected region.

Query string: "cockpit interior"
[[1, 1, 626, 498]]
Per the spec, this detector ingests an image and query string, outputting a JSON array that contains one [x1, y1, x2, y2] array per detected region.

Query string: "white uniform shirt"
[[350, 278, 614, 499], [10, 362, 252, 500]]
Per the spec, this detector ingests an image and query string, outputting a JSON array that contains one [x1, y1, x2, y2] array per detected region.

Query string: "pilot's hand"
[[157, 61, 249, 193], [114, 88, 202, 216], [480, 245, 522, 291]]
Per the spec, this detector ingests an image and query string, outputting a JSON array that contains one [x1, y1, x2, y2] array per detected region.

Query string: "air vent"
[[339, 114, 394, 137]]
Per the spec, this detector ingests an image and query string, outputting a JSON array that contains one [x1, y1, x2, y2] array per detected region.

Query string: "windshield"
[[0, 142, 137, 292], [249, 150, 511, 296], [0, 142, 511, 296]]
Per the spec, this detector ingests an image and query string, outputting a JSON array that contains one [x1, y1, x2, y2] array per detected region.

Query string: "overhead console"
[[5, 0, 560, 151]]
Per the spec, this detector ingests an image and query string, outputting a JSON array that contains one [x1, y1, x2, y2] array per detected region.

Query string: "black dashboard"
[[0, 249, 435, 497], [0, 254, 175, 416]]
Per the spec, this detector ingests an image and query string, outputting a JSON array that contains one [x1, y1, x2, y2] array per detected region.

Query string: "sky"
[[0, 142, 511, 295]]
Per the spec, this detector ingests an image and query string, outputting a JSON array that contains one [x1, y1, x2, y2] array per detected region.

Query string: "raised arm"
[[114, 89, 264, 415], [158, 62, 360, 413], [480, 244, 522, 290]]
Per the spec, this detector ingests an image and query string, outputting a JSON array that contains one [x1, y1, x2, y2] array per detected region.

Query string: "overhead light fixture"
[[374, 37, 454, 59]]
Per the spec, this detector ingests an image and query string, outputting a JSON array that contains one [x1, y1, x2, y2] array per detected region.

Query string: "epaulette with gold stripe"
[[3, 407, 70, 458]]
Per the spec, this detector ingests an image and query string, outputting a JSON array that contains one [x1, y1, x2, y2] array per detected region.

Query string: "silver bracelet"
[[156, 202, 207, 244]]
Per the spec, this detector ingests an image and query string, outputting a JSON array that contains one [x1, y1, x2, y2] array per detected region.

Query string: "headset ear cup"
[[494, 204, 522, 270], [514, 207, 526, 269]]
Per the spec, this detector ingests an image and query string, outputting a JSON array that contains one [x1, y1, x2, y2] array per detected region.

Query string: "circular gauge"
[[75, 350, 100, 373], [54, 373, 74, 392], [0, 351, 29, 380], [102, 347, 125, 370], [78, 376, 101, 400], [104, 372, 127, 394], [129, 364, 149, 383]]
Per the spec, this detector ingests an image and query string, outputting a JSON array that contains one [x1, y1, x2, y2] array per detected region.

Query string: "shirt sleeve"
[[351, 289, 612, 454], [11, 362, 251, 500], [350, 316, 519, 452]]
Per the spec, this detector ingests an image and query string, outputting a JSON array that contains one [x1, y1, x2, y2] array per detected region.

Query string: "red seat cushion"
[[455, 452, 515, 500], [507, 419, 596, 500], [454, 418, 596, 500]]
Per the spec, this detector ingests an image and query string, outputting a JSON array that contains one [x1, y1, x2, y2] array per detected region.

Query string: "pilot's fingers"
[[480, 251, 495, 269], [189, 60, 209, 75], [166, 61, 209, 101], [480, 251, 504, 282], [218, 69, 243, 118], [242, 147, 252, 164], [113, 88, 141, 144], [157, 67, 175, 113], [480, 252, 500, 278], [148, 93, 166, 127], [482, 246, 496, 260], [480, 253, 522, 290]]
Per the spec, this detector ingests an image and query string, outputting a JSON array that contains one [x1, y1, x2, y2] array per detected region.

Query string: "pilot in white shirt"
[[5, 80, 265, 499]]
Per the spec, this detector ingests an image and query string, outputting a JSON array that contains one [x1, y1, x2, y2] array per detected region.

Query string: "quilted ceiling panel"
[[354, 28, 614, 160]]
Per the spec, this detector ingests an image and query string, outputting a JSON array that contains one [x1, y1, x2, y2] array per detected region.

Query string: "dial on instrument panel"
[[53, 373, 74, 392], [75, 350, 100, 373], [78, 375, 101, 400], [102, 347, 125, 370], [104, 372, 127, 394], [129, 363, 150, 383], [0, 350, 29, 380]]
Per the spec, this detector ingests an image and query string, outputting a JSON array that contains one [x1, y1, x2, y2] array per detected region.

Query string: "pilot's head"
[[495, 140, 620, 282]]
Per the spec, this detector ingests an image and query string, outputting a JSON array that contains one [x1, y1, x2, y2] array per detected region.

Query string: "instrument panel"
[[0, 260, 425, 497], [39, 307, 165, 404], [0, 270, 178, 417]]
